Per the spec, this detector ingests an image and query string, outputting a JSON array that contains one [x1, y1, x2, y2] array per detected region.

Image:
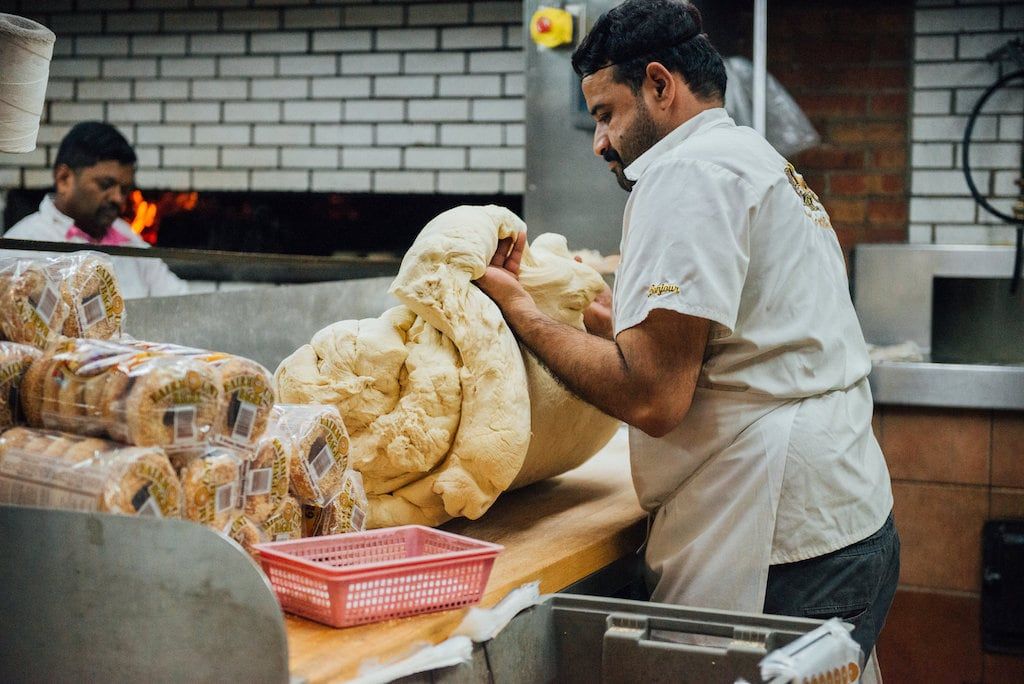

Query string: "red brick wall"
[[710, 0, 913, 261]]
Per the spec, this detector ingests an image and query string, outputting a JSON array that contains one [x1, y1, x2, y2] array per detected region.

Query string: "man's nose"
[[593, 123, 609, 158], [109, 185, 126, 206]]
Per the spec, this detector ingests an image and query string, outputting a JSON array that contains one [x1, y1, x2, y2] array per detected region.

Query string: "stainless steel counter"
[[869, 361, 1024, 411], [854, 244, 1024, 412]]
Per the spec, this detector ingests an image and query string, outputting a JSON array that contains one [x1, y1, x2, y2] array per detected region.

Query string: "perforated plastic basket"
[[253, 525, 503, 628]]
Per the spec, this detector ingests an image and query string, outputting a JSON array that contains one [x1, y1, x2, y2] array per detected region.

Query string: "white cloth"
[[3, 195, 188, 299], [614, 108, 892, 613]]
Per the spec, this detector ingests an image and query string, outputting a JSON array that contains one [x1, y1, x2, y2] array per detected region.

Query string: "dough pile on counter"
[[275, 205, 620, 527]]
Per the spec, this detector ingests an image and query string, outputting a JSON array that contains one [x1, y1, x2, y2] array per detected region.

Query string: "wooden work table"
[[286, 427, 646, 683]]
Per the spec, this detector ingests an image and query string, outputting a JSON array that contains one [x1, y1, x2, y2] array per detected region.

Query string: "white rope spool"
[[0, 14, 56, 154]]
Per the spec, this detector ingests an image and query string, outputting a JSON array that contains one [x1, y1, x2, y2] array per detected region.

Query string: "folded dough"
[[275, 206, 619, 527], [510, 232, 620, 489]]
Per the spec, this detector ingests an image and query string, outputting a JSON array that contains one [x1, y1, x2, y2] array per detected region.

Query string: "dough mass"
[[275, 206, 619, 526]]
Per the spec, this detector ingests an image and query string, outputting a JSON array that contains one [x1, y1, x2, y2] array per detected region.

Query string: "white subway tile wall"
[[0, 0, 526, 195], [910, 0, 1023, 245]]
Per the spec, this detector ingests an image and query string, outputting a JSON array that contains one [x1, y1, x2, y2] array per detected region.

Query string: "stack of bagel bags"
[[0, 252, 368, 556]]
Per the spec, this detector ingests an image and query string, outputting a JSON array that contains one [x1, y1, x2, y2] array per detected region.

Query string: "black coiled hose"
[[960, 68, 1024, 294]]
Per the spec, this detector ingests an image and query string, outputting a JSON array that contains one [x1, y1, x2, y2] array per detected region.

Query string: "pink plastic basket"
[[253, 525, 503, 628]]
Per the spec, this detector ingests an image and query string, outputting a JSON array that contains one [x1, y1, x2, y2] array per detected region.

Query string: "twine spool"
[[0, 14, 56, 154]]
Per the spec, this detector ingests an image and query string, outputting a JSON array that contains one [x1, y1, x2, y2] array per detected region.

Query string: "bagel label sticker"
[[216, 481, 238, 515], [34, 281, 60, 324], [77, 293, 107, 331], [22, 278, 61, 346], [132, 484, 162, 517], [310, 442, 334, 482], [232, 401, 258, 443], [173, 406, 197, 443], [246, 466, 273, 496]]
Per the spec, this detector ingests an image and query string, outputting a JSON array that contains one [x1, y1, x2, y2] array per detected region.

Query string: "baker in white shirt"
[[475, 0, 898, 669], [4, 121, 188, 299]]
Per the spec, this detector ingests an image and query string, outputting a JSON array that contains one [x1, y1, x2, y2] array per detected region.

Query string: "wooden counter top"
[[286, 427, 645, 683]]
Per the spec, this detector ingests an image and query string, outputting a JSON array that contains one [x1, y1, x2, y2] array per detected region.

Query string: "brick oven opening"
[[2, 189, 523, 257]]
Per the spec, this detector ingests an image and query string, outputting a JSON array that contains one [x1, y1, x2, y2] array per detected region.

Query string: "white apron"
[[638, 388, 797, 613]]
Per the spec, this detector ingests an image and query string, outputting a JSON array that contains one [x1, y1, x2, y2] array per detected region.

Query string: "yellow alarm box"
[[530, 6, 574, 49]]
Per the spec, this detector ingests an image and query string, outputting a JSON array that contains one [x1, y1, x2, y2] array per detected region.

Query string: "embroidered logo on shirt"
[[784, 162, 833, 230], [647, 283, 680, 297]]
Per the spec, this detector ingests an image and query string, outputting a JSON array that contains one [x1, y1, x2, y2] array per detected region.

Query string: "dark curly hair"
[[54, 121, 136, 172], [571, 0, 726, 102]]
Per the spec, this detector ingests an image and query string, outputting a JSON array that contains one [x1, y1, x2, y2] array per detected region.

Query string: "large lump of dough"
[[512, 233, 620, 489], [275, 205, 619, 527]]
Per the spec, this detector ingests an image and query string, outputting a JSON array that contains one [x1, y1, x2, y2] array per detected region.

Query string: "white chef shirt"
[[4, 195, 189, 299], [613, 108, 892, 610]]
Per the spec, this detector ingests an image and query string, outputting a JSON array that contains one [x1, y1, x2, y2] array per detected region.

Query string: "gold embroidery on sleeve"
[[784, 162, 833, 229], [647, 283, 681, 297]]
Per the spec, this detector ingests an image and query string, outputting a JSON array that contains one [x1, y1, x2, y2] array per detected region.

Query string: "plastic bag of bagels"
[[0, 341, 41, 431], [301, 468, 368, 537], [20, 337, 220, 449], [0, 426, 182, 517], [176, 444, 243, 530], [119, 340, 275, 449], [268, 404, 349, 506], [56, 251, 126, 340], [0, 255, 70, 348], [0, 252, 125, 346], [243, 424, 293, 523]]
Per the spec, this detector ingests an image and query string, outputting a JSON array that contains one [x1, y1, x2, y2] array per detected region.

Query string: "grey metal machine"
[[0, 506, 289, 683], [524, 1, 627, 257]]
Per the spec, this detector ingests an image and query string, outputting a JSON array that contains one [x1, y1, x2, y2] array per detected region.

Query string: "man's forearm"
[[502, 299, 649, 427]]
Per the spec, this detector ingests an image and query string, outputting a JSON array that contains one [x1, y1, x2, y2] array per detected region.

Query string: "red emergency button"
[[536, 16, 552, 33]]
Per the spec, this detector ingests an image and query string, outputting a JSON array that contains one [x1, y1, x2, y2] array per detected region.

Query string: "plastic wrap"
[[0, 342, 41, 430], [21, 338, 221, 448], [260, 495, 303, 542], [178, 444, 243, 530], [227, 512, 265, 555], [269, 404, 349, 506], [723, 55, 821, 157], [121, 341, 274, 448], [243, 425, 293, 523], [0, 253, 125, 347], [0, 257, 69, 348], [57, 253, 125, 340], [0, 426, 182, 516], [301, 469, 368, 537], [228, 496, 303, 556]]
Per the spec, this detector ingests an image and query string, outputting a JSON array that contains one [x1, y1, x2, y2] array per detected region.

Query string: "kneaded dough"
[[276, 306, 462, 496], [275, 206, 619, 527], [511, 232, 620, 489]]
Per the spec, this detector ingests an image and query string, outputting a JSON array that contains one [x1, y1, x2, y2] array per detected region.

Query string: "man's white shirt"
[[4, 195, 188, 299], [612, 108, 892, 611]]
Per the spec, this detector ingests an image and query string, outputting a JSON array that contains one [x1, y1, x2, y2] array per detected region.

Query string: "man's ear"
[[53, 164, 75, 195], [644, 62, 676, 109]]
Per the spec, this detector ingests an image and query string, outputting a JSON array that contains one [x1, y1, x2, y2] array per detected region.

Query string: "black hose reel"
[[961, 39, 1024, 294]]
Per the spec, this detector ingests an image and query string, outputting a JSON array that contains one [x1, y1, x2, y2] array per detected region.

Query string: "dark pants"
[[763, 512, 900, 657]]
